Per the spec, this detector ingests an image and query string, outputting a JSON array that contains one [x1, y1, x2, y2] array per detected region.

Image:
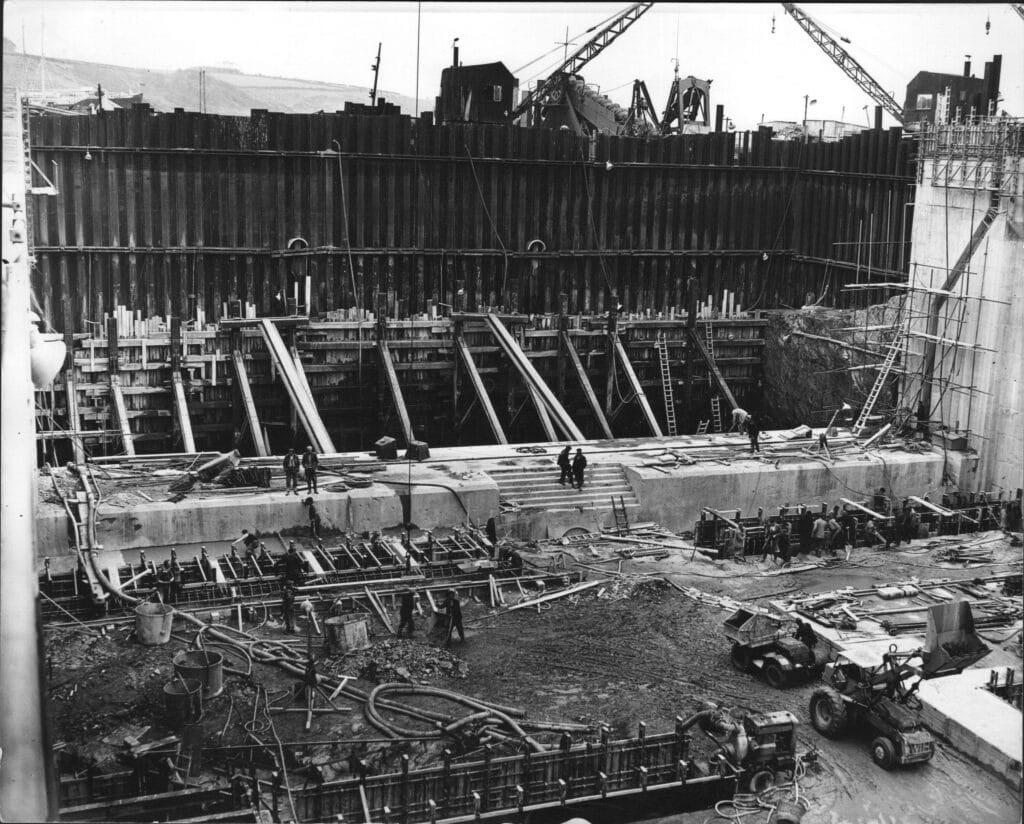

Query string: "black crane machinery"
[[513, 2, 654, 134], [782, 3, 906, 126]]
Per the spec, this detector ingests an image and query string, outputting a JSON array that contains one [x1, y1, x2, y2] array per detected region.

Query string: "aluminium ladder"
[[852, 319, 907, 437], [655, 333, 678, 437]]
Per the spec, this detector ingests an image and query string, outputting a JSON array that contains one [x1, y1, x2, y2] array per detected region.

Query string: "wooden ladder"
[[852, 319, 907, 437], [704, 320, 716, 387], [696, 420, 710, 435], [710, 396, 724, 433], [612, 496, 630, 534], [654, 334, 678, 436]]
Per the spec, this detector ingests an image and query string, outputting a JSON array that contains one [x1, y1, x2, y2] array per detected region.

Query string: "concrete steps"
[[489, 464, 640, 514]]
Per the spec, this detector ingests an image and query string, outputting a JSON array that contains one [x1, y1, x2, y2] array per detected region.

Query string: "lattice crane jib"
[[512, 3, 654, 122], [782, 3, 905, 125]]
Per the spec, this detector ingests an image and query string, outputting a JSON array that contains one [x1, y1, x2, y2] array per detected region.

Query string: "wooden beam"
[[454, 336, 508, 444], [64, 373, 86, 464], [232, 350, 269, 457], [526, 383, 557, 442], [377, 340, 414, 445], [839, 498, 885, 520], [612, 337, 663, 437], [170, 371, 196, 453], [108, 374, 135, 456], [562, 332, 613, 440], [686, 327, 738, 411]]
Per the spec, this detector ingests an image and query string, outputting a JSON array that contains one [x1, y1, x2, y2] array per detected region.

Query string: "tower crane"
[[782, 3, 905, 125], [512, 3, 654, 124]]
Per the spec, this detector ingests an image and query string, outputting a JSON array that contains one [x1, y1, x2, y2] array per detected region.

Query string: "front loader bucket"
[[922, 600, 990, 678]]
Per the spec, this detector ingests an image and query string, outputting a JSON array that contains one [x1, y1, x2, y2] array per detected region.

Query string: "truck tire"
[[809, 687, 848, 738], [731, 643, 751, 671], [764, 660, 787, 689], [870, 736, 897, 770]]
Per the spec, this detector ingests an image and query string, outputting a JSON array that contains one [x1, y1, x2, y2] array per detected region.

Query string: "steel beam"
[[108, 374, 135, 456], [170, 371, 196, 454], [455, 337, 508, 444], [611, 337, 663, 437], [561, 332, 613, 440], [377, 340, 415, 445], [686, 327, 738, 411], [231, 350, 269, 457], [527, 384, 558, 442]]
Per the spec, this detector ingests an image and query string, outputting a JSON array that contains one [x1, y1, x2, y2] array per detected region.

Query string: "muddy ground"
[[46, 537, 1022, 824]]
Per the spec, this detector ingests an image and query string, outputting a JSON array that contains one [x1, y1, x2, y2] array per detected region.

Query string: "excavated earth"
[[45, 536, 1022, 824]]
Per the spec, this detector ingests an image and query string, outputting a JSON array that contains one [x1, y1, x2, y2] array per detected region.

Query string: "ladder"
[[704, 320, 716, 387], [852, 319, 907, 437], [612, 496, 630, 534], [654, 334, 677, 436], [696, 420, 710, 435], [710, 396, 724, 433]]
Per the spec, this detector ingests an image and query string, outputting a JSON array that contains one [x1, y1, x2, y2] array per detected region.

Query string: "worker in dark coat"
[[873, 487, 889, 516], [557, 445, 572, 486], [397, 588, 416, 637], [283, 449, 301, 495], [304, 497, 322, 540], [302, 446, 319, 494], [777, 522, 792, 568], [747, 416, 761, 453], [797, 509, 814, 557], [441, 590, 465, 646], [281, 543, 306, 585], [571, 448, 588, 490]]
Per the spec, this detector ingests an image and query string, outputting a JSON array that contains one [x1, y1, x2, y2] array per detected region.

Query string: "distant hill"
[[2, 50, 433, 117]]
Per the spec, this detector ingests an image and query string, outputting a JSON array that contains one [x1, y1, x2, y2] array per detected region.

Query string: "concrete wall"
[[902, 149, 1024, 495], [626, 451, 946, 532]]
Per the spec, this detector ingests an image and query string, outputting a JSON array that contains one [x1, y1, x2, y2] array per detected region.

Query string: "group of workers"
[[556, 446, 589, 489], [283, 446, 320, 495]]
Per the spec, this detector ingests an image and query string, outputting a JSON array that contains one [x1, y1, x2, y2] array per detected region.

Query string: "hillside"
[[1, 49, 432, 116]]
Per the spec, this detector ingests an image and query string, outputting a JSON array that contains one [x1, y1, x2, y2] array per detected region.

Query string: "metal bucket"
[[134, 602, 174, 646], [324, 614, 370, 654], [163, 678, 203, 727], [173, 650, 224, 698]]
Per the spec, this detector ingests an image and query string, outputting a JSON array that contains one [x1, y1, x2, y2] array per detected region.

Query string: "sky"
[[4, 1, 1022, 129]]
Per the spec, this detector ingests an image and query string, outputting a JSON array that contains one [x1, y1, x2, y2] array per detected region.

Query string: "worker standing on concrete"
[[283, 448, 301, 495], [571, 448, 588, 490], [155, 560, 174, 603], [557, 445, 572, 486], [397, 588, 416, 637], [826, 513, 842, 555], [840, 507, 857, 548], [728, 407, 750, 434], [760, 523, 780, 564], [811, 513, 828, 556], [441, 589, 465, 646], [873, 487, 889, 516], [777, 522, 792, 567], [302, 446, 320, 494], [746, 416, 761, 453]]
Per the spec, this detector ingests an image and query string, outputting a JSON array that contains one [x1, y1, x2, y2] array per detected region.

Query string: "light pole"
[[803, 95, 817, 142]]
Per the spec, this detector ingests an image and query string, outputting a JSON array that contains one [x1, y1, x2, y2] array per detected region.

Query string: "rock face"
[[762, 300, 903, 428]]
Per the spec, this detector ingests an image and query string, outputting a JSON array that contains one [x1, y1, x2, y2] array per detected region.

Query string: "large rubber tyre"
[[731, 643, 752, 671], [764, 661, 788, 689], [745, 768, 776, 794], [870, 736, 897, 770], [809, 687, 848, 738]]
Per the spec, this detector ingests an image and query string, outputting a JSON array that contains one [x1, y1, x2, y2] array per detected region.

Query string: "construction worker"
[[281, 582, 297, 633], [729, 407, 750, 434], [397, 588, 417, 638], [840, 508, 858, 548], [441, 589, 465, 646], [302, 446, 320, 495], [746, 416, 761, 453], [826, 513, 843, 555], [777, 522, 793, 567], [760, 523, 780, 564], [873, 487, 889, 516], [557, 445, 572, 486], [571, 448, 588, 490], [811, 512, 828, 556], [233, 529, 260, 553], [863, 518, 889, 549], [797, 509, 814, 557], [283, 448, 301, 495], [304, 497, 322, 540], [280, 543, 306, 585], [155, 560, 175, 603]]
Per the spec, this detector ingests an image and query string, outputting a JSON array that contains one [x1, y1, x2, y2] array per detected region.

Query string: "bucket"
[[163, 678, 203, 727], [134, 602, 174, 646], [173, 650, 224, 698], [325, 614, 370, 654], [769, 799, 807, 824]]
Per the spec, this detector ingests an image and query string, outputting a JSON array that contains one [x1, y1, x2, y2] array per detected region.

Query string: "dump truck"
[[724, 608, 823, 688]]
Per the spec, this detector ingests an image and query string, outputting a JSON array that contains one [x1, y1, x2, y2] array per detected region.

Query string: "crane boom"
[[783, 3, 905, 125], [512, 2, 654, 121]]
